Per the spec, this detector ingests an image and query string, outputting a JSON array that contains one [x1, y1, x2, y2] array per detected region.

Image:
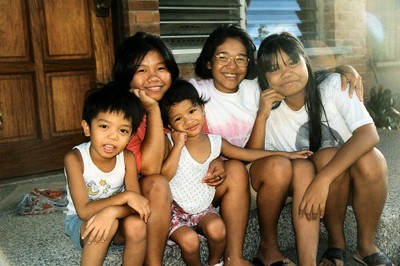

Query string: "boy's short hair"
[[82, 81, 143, 134], [159, 79, 208, 127]]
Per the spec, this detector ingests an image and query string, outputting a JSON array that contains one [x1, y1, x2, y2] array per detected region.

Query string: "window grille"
[[159, 0, 242, 50], [159, 0, 317, 51], [246, 0, 317, 48]]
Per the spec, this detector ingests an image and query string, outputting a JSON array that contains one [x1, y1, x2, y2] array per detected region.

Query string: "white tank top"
[[167, 133, 222, 214], [65, 141, 125, 215]]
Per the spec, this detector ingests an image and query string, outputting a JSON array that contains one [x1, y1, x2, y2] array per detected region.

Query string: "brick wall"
[[122, 0, 195, 79], [124, 0, 160, 36], [318, 0, 371, 89]]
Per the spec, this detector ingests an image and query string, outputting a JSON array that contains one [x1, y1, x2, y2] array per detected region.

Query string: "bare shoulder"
[[123, 149, 135, 160], [123, 150, 137, 169], [64, 148, 82, 167]]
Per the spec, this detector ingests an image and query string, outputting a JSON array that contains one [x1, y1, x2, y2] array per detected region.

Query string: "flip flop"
[[252, 257, 265, 266], [319, 247, 345, 266], [270, 259, 296, 266], [252, 257, 296, 266], [353, 251, 394, 266]]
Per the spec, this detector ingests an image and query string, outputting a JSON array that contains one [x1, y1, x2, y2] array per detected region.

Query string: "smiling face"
[[265, 49, 309, 109], [208, 37, 248, 93], [82, 111, 132, 163], [130, 50, 172, 101], [167, 100, 205, 137]]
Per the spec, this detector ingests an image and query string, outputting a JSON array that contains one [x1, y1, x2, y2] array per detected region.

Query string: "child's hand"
[[171, 130, 187, 149], [202, 157, 226, 186], [81, 207, 116, 245], [298, 177, 330, 220], [258, 89, 285, 119], [126, 191, 151, 223], [282, 150, 313, 159]]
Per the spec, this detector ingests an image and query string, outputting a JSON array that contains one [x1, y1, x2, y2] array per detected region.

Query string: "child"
[[159, 79, 313, 266], [64, 82, 150, 266], [250, 32, 393, 266]]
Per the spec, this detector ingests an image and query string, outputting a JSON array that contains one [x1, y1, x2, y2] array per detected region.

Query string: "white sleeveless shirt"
[[167, 133, 222, 214], [65, 142, 125, 215]]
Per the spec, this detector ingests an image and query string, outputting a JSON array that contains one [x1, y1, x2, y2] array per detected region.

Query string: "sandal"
[[353, 251, 394, 266], [319, 247, 345, 266], [252, 257, 295, 266]]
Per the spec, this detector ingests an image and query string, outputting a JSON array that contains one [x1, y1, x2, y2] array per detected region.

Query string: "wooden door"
[[0, 0, 115, 180]]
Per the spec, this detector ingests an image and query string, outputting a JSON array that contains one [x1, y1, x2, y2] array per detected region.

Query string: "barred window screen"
[[296, 0, 317, 46], [159, 0, 242, 50], [246, 0, 316, 48], [159, 0, 316, 51]]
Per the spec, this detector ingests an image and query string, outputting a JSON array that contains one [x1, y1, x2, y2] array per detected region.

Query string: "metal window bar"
[[159, 0, 242, 49]]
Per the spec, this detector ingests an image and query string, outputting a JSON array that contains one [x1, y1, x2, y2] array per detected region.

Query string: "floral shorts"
[[167, 203, 218, 245]]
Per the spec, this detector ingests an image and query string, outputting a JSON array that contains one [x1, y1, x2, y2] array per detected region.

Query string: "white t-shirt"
[[167, 133, 222, 214], [65, 142, 125, 215], [265, 73, 374, 151], [189, 78, 260, 148]]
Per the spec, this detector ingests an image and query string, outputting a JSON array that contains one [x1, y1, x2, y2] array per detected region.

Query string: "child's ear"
[[207, 61, 211, 69], [81, 120, 91, 137]]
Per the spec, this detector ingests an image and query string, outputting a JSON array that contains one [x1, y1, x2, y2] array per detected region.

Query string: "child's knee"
[[123, 215, 146, 241], [204, 218, 226, 242], [179, 231, 201, 253], [352, 148, 387, 183]]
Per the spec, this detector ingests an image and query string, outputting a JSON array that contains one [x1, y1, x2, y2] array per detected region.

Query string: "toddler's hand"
[[171, 130, 187, 149]]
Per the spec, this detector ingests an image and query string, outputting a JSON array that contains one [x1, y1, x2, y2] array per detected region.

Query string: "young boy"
[[159, 79, 313, 266], [64, 82, 150, 266]]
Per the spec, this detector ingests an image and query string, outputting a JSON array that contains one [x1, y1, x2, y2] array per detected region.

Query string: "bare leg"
[[170, 226, 202, 266], [198, 213, 226, 265], [249, 156, 293, 265], [350, 148, 388, 258], [291, 159, 319, 266], [139, 174, 172, 266], [116, 215, 147, 266], [312, 148, 349, 266], [214, 159, 252, 266], [81, 219, 119, 266], [315, 147, 390, 265]]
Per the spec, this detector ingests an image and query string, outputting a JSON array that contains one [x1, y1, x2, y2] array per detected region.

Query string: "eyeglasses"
[[214, 53, 250, 67]]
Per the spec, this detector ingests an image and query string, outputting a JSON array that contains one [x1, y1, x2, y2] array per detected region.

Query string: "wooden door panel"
[[43, 0, 92, 59], [0, 74, 37, 142], [0, 0, 30, 61], [0, 0, 114, 180], [47, 71, 93, 136]]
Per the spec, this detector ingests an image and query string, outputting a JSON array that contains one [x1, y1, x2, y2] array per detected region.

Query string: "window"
[[246, 0, 317, 48], [159, 0, 317, 61], [159, 0, 242, 50]]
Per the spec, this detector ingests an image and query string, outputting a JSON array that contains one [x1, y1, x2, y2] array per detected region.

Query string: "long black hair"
[[257, 32, 329, 152], [113, 32, 180, 88]]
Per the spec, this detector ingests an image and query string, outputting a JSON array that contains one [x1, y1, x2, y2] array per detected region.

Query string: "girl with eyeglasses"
[[190, 25, 365, 265]]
